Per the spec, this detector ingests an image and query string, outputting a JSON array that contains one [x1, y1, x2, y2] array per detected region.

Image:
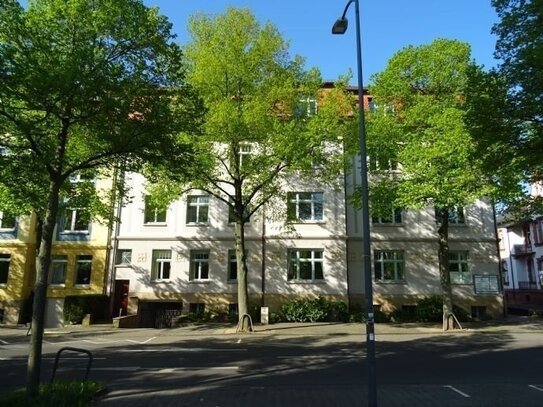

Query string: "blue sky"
[[143, 0, 500, 84]]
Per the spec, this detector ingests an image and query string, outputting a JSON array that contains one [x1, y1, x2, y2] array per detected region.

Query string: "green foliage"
[[280, 297, 348, 323], [63, 295, 109, 324], [145, 7, 353, 319], [0, 381, 102, 406], [414, 296, 443, 322]]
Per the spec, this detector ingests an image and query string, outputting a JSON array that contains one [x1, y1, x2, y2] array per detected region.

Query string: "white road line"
[[44, 338, 157, 345], [529, 385, 543, 392], [237, 339, 242, 344], [443, 385, 471, 398], [90, 367, 140, 372], [114, 348, 247, 353], [155, 367, 239, 373], [0, 339, 9, 345]]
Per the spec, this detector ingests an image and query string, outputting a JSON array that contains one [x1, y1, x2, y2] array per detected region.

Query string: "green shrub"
[[269, 312, 283, 324], [63, 295, 109, 324], [280, 297, 348, 323], [415, 296, 443, 322], [0, 380, 102, 406], [389, 308, 417, 323]]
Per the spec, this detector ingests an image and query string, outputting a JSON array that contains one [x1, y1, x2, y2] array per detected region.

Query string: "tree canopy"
[[367, 38, 491, 329], [0, 0, 196, 394], [147, 7, 354, 323]]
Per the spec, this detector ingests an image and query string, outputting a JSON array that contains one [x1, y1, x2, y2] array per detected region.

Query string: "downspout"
[[107, 167, 125, 316], [260, 204, 266, 307]]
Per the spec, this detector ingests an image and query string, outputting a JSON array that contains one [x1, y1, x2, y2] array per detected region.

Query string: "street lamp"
[[332, 1, 377, 406]]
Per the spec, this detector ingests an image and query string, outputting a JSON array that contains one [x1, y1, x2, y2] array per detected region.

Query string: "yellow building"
[[0, 177, 112, 327]]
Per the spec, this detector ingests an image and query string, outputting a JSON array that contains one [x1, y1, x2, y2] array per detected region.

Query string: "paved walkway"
[[2, 315, 543, 338]]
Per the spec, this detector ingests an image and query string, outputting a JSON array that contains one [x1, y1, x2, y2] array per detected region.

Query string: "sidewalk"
[[3, 315, 542, 338]]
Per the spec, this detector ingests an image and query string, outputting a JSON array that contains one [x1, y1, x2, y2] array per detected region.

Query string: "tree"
[[367, 39, 493, 330], [0, 0, 196, 395], [470, 0, 543, 217], [147, 7, 353, 328]]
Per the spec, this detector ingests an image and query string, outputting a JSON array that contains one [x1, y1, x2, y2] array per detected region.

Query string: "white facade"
[[110, 172, 349, 324]]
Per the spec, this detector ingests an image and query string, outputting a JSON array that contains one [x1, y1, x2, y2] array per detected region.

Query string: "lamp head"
[[332, 17, 348, 34]]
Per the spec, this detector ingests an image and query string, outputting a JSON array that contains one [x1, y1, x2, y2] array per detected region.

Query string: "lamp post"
[[332, 1, 377, 406]]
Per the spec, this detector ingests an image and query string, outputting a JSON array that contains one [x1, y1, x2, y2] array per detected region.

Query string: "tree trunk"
[[235, 219, 250, 330], [26, 181, 61, 396], [437, 209, 455, 331]]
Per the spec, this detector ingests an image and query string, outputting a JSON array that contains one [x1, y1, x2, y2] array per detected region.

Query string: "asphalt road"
[[1, 326, 543, 406]]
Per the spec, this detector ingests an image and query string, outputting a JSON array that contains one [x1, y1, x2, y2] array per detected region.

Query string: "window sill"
[[375, 280, 407, 284], [288, 220, 326, 225], [143, 222, 167, 227], [0, 283, 7, 288], [49, 284, 65, 288], [186, 223, 210, 227], [74, 284, 90, 289], [227, 280, 237, 284], [372, 223, 404, 227], [151, 279, 172, 284], [189, 279, 211, 284], [287, 279, 326, 284]]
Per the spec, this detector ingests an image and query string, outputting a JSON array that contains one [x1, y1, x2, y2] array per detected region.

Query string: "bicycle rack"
[[50, 347, 93, 383], [236, 313, 254, 333]]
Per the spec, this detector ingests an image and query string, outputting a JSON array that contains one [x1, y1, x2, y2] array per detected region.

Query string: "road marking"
[[115, 348, 247, 353], [0, 339, 9, 345], [155, 367, 239, 373], [529, 385, 543, 392], [237, 339, 242, 344], [44, 338, 157, 346], [443, 385, 471, 398], [90, 367, 140, 372]]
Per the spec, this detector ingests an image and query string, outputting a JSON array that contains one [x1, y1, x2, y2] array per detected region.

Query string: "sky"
[[142, 0, 500, 84]]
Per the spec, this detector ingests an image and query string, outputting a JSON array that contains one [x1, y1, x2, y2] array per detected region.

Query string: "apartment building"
[[109, 172, 348, 327], [0, 176, 112, 327]]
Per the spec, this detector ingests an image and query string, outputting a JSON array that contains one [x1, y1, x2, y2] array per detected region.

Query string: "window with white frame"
[[239, 143, 253, 167], [0, 254, 10, 285], [62, 208, 90, 233], [186, 195, 209, 224], [449, 251, 470, 284], [144, 196, 167, 224], [190, 250, 209, 280], [369, 156, 399, 172], [501, 259, 509, 286], [228, 249, 238, 281], [151, 250, 171, 280], [435, 207, 465, 225], [372, 206, 403, 225], [287, 192, 324, 222], [374, 250, 405, 282], [116, 249, 132, 265], [0, 211, 16, 230], [228, 196, 250, 223], [294, 97, 317, 117], [533, 218, 543, 246], [75, 255, 92, 285], [50, 255, 68, 285], [287, 249, 324, 281]]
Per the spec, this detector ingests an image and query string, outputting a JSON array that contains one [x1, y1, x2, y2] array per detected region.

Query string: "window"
[[189, 303, 205, 315], [0, 211, 16, 230], [144, 196, 167, 224], [449, 251, 470, 284], [369, 156, 399, 172], [537, 257, 543, 284], [533, 219, 543, 246], [374, 251, 405, 282], [190, 250, 209, 280], [0, 254, 10, 285], [151, 250, 171, 280], [62, 209, 90, 233], [228, 249, 238, 281], [186, 195, 209, 224], [435, 207, 465, 225], [372, 207, 403, 224], [287, 192, 324, 222], [501, 260, 509, 286], [228, 197, 250, 223], [238, 143, 253, 169], [50, 255, 68, 285], [287, 249, 324, 281], [116, 249, 132, 265], [295, 97, 317, 117], [75, 255, 92, 285], [69, 171, 95, 183], [228, 303, 238, 316]]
